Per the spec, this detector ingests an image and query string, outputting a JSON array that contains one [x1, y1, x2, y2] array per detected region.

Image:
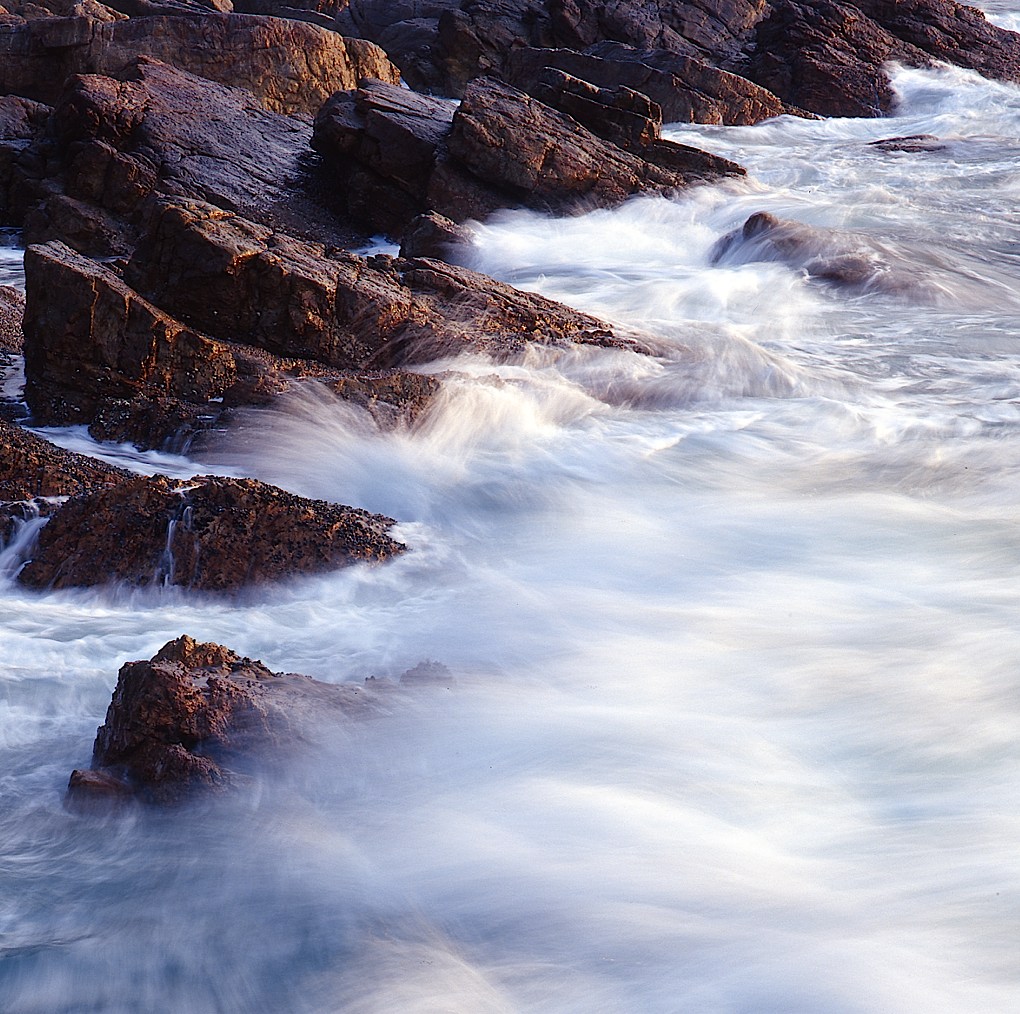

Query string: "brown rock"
[[78, 635, 398, 803], [506, 43, 798, 126], [0, 413, 129, 545], [711, 210, 920, 293], [398, 211, 471, 261], [0, 415, 128, 501], [0, 282, 23, 353], [328, 369, 441, 426], [336, 0, 1020, 121], [22, 239, 239, 432], [445, 76, 741, 212], [18, 472, 405, 591], [124, 198, 637, 366], [313, 76, 742, 235], [0, 13, 400, 116]]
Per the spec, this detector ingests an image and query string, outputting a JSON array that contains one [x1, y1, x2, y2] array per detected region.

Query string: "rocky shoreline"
[[0, 0, 1016, 800]]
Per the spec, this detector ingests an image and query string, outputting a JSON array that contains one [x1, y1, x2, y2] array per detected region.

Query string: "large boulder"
[[68, 635, 449, 804], [313, 76, 743, 235], [123, 199, 637, 366], [21, 202, 634, 445], [39, 58, 340, 250], [0, 13, 400, 115], [18, 472, 404, 591]]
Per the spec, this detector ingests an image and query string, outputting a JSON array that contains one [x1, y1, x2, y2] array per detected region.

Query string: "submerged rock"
[[869, 134, 947, 153], [18, 472, 404, 591], [711, 210, 919, 294], [67, 635, 443, 805]]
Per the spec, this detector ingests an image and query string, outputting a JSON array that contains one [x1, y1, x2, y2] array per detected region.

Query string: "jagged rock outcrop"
[[0, 414, 129, 542], [19, 472, 404, 591], [0, 416, 127, 502], [67, 635, 451, 805], [123, 199, 635, 366], [505, 43, 798, 125], [21, 200, 632, 445], [333, 0, 1020, 120], [24, 57, 354, 254], [313, 76, 743, 235], [0, 12, 399, 115]]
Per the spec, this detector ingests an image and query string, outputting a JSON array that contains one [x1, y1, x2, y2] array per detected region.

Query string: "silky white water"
[[2, 64, 1020, 1012]]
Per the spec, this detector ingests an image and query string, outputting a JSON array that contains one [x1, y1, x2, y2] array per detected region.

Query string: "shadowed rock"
[[869, 133, 947, 153], [18, 472, 404, 591], [0, 283, 23, 353], [67, 635, 446, 805], [333, 0, 1020, 121]]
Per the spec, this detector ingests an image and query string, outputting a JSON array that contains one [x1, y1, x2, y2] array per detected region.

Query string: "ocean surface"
[[1, 60, 1019, 1013]]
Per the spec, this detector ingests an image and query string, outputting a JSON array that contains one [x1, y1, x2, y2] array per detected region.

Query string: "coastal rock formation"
[[0, 12, 399, 115], [711, 210, 917, 293], [504, 43, 799, 125], [67, 635, 452, 804], [19, 472, 404, 591], [0, 415, 129, 542], [313, 76, 743, 234], [21, 200, 631, 445], [333, 0, 1020, 120], [68, 636, 387, 804], [0, 416, 127, 502]]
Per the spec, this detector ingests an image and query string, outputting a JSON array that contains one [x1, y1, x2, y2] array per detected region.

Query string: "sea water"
[[1, 64, 1019, 1012]]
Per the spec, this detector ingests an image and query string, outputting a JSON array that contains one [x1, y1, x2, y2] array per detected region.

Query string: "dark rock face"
[[0, 12, 400, 115], [22, 239, 241, 436], [398, 211, 471, 260], [18, 472, 404, 591], [869, 133, 947, 153], [68, 635, 431, 804], [21, 198, 630, 446], [334, 0, 1020, 121], [506, 43, 798, 126], [123, 198, 634, 365], [313, 76, 743, 235]]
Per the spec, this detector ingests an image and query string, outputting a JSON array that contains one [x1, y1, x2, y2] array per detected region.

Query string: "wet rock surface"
[[18, 472, 404, 591], [68, 635, 451, 804], [333, 0, 1020, 120], [0, 415, 127, 502], [0, 282, 23, 353], [711, 210, 921, 294], [313, 75, 743, 235]]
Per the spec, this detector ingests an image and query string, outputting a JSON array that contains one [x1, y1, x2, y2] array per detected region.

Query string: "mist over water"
[[3, 65, 1020, 1012]]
